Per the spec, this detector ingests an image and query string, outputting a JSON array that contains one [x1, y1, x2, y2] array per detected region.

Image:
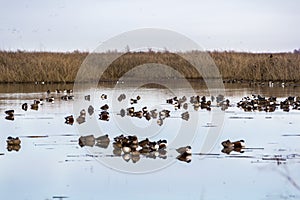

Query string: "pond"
[[0, 83, 300, 200]]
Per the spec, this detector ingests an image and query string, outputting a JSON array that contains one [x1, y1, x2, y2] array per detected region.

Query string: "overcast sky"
[[1, 0, 299, 52]]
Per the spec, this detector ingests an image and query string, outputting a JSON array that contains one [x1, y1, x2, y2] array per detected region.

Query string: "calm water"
[[1, 83, 300, 200]]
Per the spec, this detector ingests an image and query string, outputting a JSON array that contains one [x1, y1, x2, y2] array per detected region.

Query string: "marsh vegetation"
[[0, 50, 299, 83]]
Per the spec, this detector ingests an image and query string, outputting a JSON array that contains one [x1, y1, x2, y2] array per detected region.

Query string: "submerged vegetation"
[[0, 50, 299, 83]]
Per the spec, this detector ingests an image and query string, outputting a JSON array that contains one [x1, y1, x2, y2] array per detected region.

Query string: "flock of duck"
[[237, 94, 300, 112], [3, 89, 300, 163], [4, 131, 246, 163]]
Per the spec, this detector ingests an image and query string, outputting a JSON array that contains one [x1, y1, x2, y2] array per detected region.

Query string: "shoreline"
[[0, 51, 299, 83]]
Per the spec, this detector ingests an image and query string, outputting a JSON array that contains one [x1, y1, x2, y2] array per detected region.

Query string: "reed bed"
[[0, 50, 299, 83]]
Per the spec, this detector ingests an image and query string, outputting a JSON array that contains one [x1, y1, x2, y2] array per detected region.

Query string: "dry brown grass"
[[0, 50, 299, 83]]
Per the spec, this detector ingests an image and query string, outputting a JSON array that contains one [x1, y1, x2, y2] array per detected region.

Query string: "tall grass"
[[0, 50, 299, 83]]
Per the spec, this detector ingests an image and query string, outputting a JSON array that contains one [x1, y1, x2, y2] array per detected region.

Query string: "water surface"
[[0, 83, 300, 200]]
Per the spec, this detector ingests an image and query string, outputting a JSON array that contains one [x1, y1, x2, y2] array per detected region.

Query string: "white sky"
[[0, 0, 299, 52]]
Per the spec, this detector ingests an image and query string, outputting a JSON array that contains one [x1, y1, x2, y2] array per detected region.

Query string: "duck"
[[78, 135, 95, 147], [46, 96, 54, 103], [126, 107, 135, 116], [101, 94, 107, 100], [122, 146, 132, 154], [95, 134, 110, 143], [120, 109, 126, 117], [176, 145, 192, 163], [133, 111, 143, 118], [61, 95, 68, 101], [157, 118, 163, 126], [76, 116, 85, 125], [6, 136, 21, 145], [150, 109, 158, 119], [183, 103, 188, 110], [181, 111, 190, 121], [30, 103, 39, 111], [117, 94, 126, 102], [138, 138, 149, 147], [99, 111, 109, 121], [88, 105, 94, 116], [157, 139, 167, 150], [65, 115, 74, 125], [144, 112, 151, 121], [84, 95, 91, 101], [159, 109, 170, 118], [5, 110, 14, 116], [221, 139, 245, 149], [176, 146, 192, 154], [22, 103, 28, 111], [100, 104, 109, 111], [130, 96, 141, 104]]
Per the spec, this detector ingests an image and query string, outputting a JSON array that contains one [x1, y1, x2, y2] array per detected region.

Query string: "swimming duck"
[[46, 97, 54, 103], [157, 139, 167, 150], [78, 135, 95, 147], [117, 94, 126, 102], [130, 96, 141, 104], [84, 95, 91, 101], [100, 104, 109, 111], [157, 118, 164, 126], [159, 109, 170, 118], [95, 134, 110, 143], [150, 109, 158, 119], [176, 146, 192, 154], [133, 111, 143, 118], [221, 139, 245, 149], [138, 138, 149, 147], [65, 115, 74, 125], [101, 94, 107, 100], [120, 109, 126, 117], [183, 103, 188, 110], [61, 95, 68, 101], [22, 103, 28, 111], [5, 110, 14, 116], [126, 107, 135, 116], [122, 146, 132, 154], [7, 136, 21, 145], [30, 103, 39, 111], [99, 111, 109, 121], [80, 109, 86, 117], [88, 105, 94, 116], [181, 111, 190, 121], [144, 112, 151, 121]]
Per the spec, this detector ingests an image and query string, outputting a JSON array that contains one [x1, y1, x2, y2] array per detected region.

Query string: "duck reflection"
[[176, 146, 192, 163]]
